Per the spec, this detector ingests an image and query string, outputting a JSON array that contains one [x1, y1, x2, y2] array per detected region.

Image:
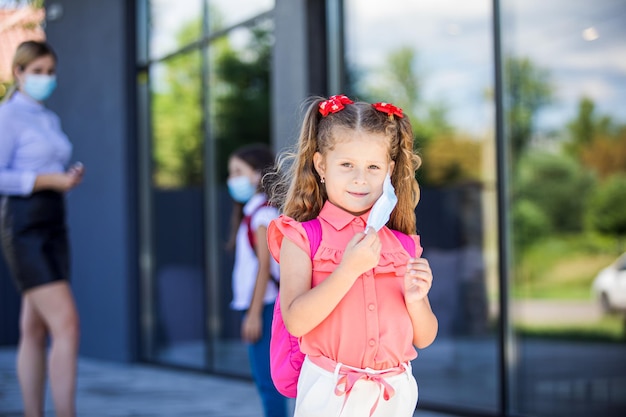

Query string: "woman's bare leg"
[[25, 281, 80, 417], [17, 297, 48, 417]]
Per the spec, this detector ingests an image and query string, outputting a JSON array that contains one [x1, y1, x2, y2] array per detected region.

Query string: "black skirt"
[[0, 190, 70, 293]]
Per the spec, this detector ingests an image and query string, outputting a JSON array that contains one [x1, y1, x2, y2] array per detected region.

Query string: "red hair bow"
[[372, 102, 404, 120], [319, 94, 354, 116]]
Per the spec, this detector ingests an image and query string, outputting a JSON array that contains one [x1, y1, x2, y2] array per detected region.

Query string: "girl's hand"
[[404, 257, 433, 304], [241, 312, 262, 343], [340, 227, 381, 277]]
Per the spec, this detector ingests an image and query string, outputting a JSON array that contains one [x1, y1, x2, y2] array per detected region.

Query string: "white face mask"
[[366, 173, 398, 231]]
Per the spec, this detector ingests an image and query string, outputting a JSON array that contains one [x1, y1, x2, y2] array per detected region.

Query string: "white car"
[[592, 252, 626, 314]]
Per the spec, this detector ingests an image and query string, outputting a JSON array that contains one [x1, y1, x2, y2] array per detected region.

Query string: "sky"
[[345, 0, 626, 134], [128, 0, 626, 135], [149, 0, 272, 59]]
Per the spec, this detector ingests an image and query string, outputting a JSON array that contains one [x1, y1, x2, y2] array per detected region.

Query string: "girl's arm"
[[404, 257, 438, 348], [280, 228, 382, 337], [241, 224, 272, 343]]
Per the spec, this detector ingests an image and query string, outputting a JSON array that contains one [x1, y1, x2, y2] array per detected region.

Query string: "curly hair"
[[267, 96, 422, 235]]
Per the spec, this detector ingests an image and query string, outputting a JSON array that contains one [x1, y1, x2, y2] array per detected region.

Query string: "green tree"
[[421, 133, 482, 185], [565, 96, 614, 156], [504, 56, 553, 159], [580, 127, 626, 180], [512, 199, 552, 249], [374, 46, 421, 115], [151, 19, 204, 188], [563, 97, 626, 180], [587, 174, 626, 249], [352, 46, 453, 144], [212, 25, 272, 180], [349, 46, 459, 186], [151, 17, 272, 187], [515, 152, 595, 234], [568, 97, 596, 148]]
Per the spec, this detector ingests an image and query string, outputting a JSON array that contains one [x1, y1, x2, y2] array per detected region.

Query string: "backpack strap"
[[301, 218, 416, 259], [301, 218, 322, 259], [391, 229, 417, 257], [244, 200, 279, 287], [243, 201, 271, 250]]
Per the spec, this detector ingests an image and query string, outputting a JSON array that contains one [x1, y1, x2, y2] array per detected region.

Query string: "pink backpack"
[[269, 218, 416, 398]]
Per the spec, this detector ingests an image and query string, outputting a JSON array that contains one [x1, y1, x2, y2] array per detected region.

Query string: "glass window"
[[207, 0, 273, 33], [149, 0, 203, 59], [149, 50, 207, 368], [501, 0, 626, 416], [141, 0, 275, 374], [150, 54, 205, 189], [344, 0, 499, 414], [206, 19, 274, 376]]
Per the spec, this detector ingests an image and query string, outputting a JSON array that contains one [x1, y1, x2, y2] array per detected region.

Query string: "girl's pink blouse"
[[267, 202, 423, 370]]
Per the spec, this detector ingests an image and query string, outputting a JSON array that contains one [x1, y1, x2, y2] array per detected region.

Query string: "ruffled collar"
[[318, 201, 370, 232]]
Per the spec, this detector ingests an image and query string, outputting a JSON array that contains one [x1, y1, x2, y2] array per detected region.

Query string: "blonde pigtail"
[[388, 117, 421, 235], [281, 97, 327, 221]]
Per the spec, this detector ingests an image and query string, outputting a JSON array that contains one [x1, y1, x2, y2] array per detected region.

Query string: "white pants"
[[293, 356, 418, 417]]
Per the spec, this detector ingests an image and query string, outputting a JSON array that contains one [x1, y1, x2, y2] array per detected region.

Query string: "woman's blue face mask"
[[23, 74, 57, 101]]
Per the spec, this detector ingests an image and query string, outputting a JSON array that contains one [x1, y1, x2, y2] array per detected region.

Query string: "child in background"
[[227, 144, 287, 417], [267, 95, 438, 417]]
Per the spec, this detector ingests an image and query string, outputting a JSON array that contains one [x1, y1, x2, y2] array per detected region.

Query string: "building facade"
[[1, 1, 625, 416]]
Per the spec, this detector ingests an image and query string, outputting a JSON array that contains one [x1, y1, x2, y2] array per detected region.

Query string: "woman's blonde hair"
[[268, 96, 422, 235], [4, 40, 56, 101]]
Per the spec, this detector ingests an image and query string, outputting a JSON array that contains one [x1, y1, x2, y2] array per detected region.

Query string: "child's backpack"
[[269, 218, 416, 398]]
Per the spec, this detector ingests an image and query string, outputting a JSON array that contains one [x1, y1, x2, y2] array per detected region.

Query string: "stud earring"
[[320, 177, 325, 184]]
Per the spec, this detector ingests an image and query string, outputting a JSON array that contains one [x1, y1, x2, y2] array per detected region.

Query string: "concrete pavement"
[[0, 346, 266, 417], [0, 347, 449, 417]]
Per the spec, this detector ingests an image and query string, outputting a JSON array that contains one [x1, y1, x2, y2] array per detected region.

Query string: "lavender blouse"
[[0, 91, 72, 196]]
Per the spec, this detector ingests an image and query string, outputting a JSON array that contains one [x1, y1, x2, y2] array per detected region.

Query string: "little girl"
[[267, 95, 438, 416], [227, 144, 287, 417]]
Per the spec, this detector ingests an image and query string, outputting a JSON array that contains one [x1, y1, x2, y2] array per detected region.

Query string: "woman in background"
[[0, 40, 84, 417]]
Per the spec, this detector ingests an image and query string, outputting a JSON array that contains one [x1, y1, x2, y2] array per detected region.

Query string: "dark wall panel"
[[45, 0, 137, 362]]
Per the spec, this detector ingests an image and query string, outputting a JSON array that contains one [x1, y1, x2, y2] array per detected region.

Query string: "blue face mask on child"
[[23, 74, 57, 101], [227, 175, 256, 203], [366, 173, 398, 231]]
